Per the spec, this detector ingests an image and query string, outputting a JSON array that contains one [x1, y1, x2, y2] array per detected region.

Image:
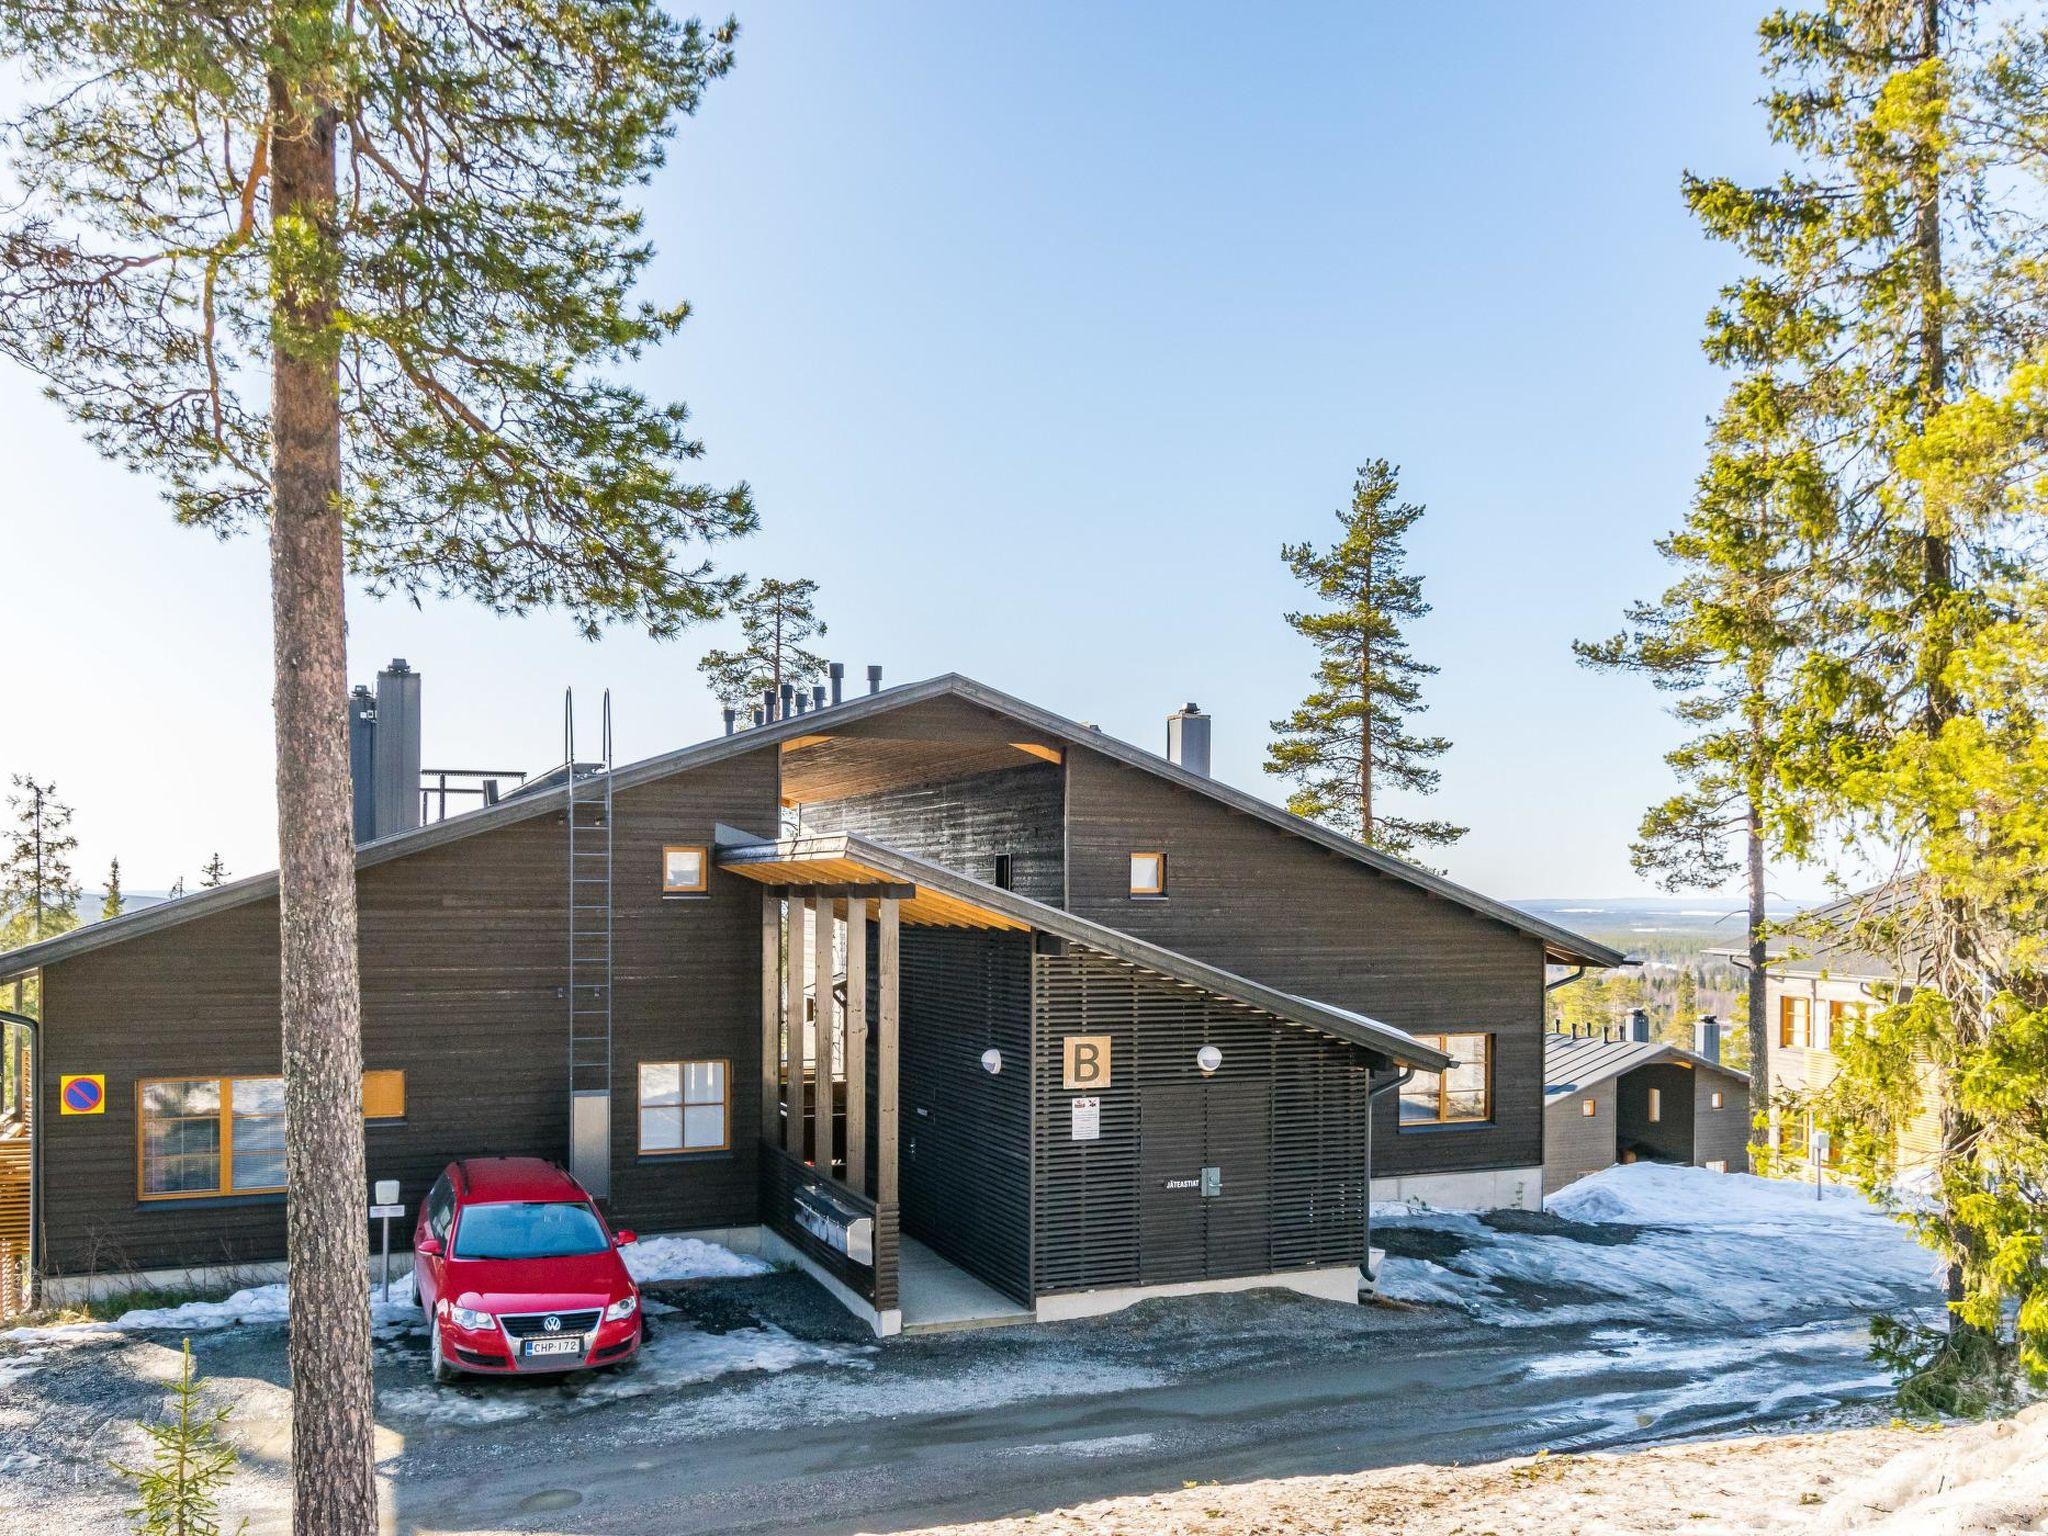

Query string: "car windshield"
[[452, 1201, 609, 1260]]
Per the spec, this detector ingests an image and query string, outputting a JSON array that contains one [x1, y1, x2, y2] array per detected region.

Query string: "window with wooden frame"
[[1580, 1098, 1597, 1117], [1826, 999, 1867, 1051], [1778, 994, 1812, 1050], [1398, 1033, 1492, 1126], [1647, 1087, 1663, 1123], [362, 1069, 406, 1121], [138, 1076, 286, 1200], [662, 845, 709, 895], [1128, 851, 1166, 897], [1710, 1090, 1726, 1111], [638, 1060, 729, 1154]]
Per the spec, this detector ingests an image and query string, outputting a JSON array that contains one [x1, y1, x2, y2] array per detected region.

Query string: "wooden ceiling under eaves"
[[775, 696, 1065, 807], [718, 852, 1030, 931]]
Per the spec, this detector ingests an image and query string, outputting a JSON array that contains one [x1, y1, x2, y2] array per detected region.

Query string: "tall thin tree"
[[100, 856, 124, 922], [0, 7, 751, 1528], [1, 775, 80, 947], [697, 577, 830, 712], [1266, 461, 1465, 861]]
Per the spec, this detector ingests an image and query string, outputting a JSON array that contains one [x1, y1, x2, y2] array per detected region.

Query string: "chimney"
[[793, 691, 808, 716], [347, 685, 378, 843], [762, 686, 777, 723], [812, 684, 827, 712], [752, 707, 766, 728], [779, 682, 795, 720], [1166, 702, 1211, 776], [371, 659, 421, 840], [722, 706, 737, 737], [867, 664, 883, 695], [1694, 1015, 1722, 1064], [829, 662, 845, 706], [1629, 1008, 1651, 1044]]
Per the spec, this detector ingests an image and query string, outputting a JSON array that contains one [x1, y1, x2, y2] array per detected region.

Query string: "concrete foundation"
[[1370, 1164, 1544, 1213], [1032, 1263, 1360, 1322]]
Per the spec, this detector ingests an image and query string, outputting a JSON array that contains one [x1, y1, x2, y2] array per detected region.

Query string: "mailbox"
[[794, 1183, 874, 1267]]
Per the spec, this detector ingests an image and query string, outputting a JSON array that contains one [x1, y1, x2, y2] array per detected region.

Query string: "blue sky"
[[1, 3, 1820, 903]]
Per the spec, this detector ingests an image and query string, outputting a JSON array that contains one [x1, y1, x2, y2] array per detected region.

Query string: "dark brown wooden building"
[[1542, 1027, 1751, 1193], [0, 674, 1619, 1332]]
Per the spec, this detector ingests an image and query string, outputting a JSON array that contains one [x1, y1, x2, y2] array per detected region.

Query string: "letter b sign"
[[1062, 1035, 1111, 1090]]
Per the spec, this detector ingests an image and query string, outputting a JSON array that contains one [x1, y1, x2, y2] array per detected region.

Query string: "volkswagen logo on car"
[[543, 1314, 562, 1333]]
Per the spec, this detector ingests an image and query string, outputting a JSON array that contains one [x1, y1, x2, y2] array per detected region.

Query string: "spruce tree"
[[697, 577, 830, 712], [1679, 0, 2048, 1389], [199, 854, 230, 891], [1265, 461, 1464, 861], [0, 8, 750, 1528], [114, 1339, 244, 1536], [1, 775, 81, 948], [102, 857, 125, 921]]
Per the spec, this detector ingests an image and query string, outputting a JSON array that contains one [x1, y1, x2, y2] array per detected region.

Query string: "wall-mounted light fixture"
[[981, 1048, 1003, 1075], [1196, 1045, 1222, 1075]]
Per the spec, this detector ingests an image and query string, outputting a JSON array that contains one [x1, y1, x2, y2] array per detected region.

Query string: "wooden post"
[[844, 897, 868, 1193], [876, 896, 900, 1208], [760, 892, 780, 1144], [813, 897, 837, 1174], [784, 895, 807, 1158]]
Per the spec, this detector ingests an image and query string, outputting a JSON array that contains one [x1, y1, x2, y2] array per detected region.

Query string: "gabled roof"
[[1542, 1030, 1749, 1100], [0, 673, 1622, 980], [717, 828, 1452, 1073], [1704, 883, 1917, 984]]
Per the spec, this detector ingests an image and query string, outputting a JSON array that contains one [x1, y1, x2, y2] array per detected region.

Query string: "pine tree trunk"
[[268, 45, 378, 1536], [1745, 800, 1770, 1140]]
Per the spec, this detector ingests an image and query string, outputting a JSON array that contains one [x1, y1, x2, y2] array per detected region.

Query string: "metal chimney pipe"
[[780, 682, 795, 719], [722, 707, 736, 736], [752, 707, 766, 728], [829, 662, 845, 706], [762, 686, 777, 723], [793, 692, 808, 716], [1166, 702, 1212, 776], [812, 684, 827, 712], [867, 664, 883, 695], [1694, 1015, 1722, 1064], [1630, 1009, 1651, 1044]]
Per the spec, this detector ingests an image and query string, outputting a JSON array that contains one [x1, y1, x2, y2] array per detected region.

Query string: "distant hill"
[[1512, 895, 1813, 945]]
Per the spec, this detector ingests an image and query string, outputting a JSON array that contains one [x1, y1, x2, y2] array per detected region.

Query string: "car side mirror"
[[416, 1235, 442, 1257], [614, 1229, 637, 1247]]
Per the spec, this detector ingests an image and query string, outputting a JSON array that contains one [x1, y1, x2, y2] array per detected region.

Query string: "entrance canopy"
[[716, 828, 1449, 1073]]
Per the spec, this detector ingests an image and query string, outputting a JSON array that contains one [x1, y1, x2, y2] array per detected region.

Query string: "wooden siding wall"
[[896, 928, 1034, 1304], [1032, 945, 1371, 1297], [37, 754, 779, 1278], [758, 1142, 898, 1310], [797, 761, 1065, 903], [1062, 749, 1545, 1180], [1691, 1069, 1750, 1173], [1543, 1082, 1618, 1193], [1617, 1063, 1695, 1165]]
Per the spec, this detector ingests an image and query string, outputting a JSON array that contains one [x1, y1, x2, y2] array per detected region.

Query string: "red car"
[[413, 1156, 642, 1382]]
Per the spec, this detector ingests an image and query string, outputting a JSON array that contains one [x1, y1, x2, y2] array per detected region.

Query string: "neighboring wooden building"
[[1542, 1026, 1750, 1192], [0, 673, 1620, 1331]]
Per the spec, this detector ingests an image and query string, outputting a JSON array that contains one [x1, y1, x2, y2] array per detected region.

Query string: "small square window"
[[993, 853, 1014, 891], [663, 845, 708, 895], [1581, 1098, 1596, 1117], [362, 1069, 406, 1121], [1129, 851, 1165, 896], [1710, 1090, 1725, 1111]]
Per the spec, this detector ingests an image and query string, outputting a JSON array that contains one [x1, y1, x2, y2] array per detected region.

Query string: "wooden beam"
[[784, 895, 807, 1158], [876, 896, 900, 1208], [844, 897, 868, 1193], [813, 896, 837, 1174], [1009, 741, 1063, 765], [760, 891, 780, 1143]]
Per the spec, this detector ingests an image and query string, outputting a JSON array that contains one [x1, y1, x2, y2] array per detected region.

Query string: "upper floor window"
[[1399, 1033, 1491, 1126], [1826, 1000, 1868, 1050], [1779, 994, 1812, 1050], [663, 845, 709, 895], [1129, 851, 1166, 897], [1710, 1090, 1726, 1111], [1580, 1098, 1597, 1117], [993, 853, 1014, 891]]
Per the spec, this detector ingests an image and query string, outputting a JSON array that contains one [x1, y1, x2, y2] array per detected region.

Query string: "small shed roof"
[[1542, 1030, 1749, 1101], [718, 828, 1452, 1073]]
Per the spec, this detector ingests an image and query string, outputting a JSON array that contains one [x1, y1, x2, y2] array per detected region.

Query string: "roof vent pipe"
[[722, 707, 736, 737], [867, 664, 883, 695], [812, 684, 827, 712], [1629, 1009, 1651, 1043], [1694, 1016, 1721, 1064], [793, 692, 808, 716], [752, 707, 766, 728], [829, 662, 844, 706], [780, 682, 795, 719], [762, 686, 777, 723], [1167, 702, 1211, 776]]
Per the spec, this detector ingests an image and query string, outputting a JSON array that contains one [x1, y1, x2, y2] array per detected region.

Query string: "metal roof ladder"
[[566, 687, 614, 1199]]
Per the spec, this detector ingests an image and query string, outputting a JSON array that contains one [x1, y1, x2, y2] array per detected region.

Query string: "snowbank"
[[1800, 1402, 2048, 1535], [1375, 1163, 1942, 1328], [624, 1235, 771, 1283]]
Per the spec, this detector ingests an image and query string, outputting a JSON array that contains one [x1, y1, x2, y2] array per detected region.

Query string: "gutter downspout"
[[1362, 1064, 1418, 1290], [1, 1005, 39, 1311]]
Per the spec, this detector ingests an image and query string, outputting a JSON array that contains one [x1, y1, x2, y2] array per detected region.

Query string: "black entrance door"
[[1137, 1079, 1272, 1286]]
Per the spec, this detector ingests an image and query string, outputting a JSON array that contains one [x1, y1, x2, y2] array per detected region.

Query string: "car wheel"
[[429, 1317, 457, 1385]]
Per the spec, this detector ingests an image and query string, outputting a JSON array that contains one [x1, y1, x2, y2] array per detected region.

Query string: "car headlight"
[[446, 1303, 494, 1331], [603, 1294, 638, 1322]]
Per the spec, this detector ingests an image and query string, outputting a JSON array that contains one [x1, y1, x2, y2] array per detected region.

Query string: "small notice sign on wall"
[[1070, 1096, 1101, 1142], [1062, 1034, 1111, 1089]]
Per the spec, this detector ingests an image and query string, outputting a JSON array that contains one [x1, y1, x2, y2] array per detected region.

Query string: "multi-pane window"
[[1778, 994, 1812, 1050], [140, 1077, 286, 1199], [639, 1060, 729, 1153], [1129, 851, 1166, 896], [1398, 1033, 1491, 1126]]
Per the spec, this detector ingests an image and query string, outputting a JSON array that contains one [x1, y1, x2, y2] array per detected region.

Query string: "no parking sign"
[[59, 1074, 105, 1114]]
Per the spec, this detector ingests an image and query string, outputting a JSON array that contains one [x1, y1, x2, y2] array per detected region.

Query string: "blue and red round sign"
[[60, 1074, 105, 1114]]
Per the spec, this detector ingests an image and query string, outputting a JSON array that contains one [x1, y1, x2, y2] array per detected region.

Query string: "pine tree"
[[1265, 462, 1465, 861], [1674, 967, 1699, 1032], [1681, 0, 2048, 1391], [1, 776, 81, 949], [114, 1339, 244, 1536], [0, 9, 750, 1528], [198, 854, 229, 891], [697, 577, 830, 712], [102, 857, 125, 921]]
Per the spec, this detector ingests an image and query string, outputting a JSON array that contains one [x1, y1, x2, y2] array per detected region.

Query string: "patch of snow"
[[1796, 1401, 2048, 1534], [1010, 1432, 1157, 1459], [622, 1235, 770, 1284], [1547, 1161, 1875, 1226], [3, 1272, 420, 1344]]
